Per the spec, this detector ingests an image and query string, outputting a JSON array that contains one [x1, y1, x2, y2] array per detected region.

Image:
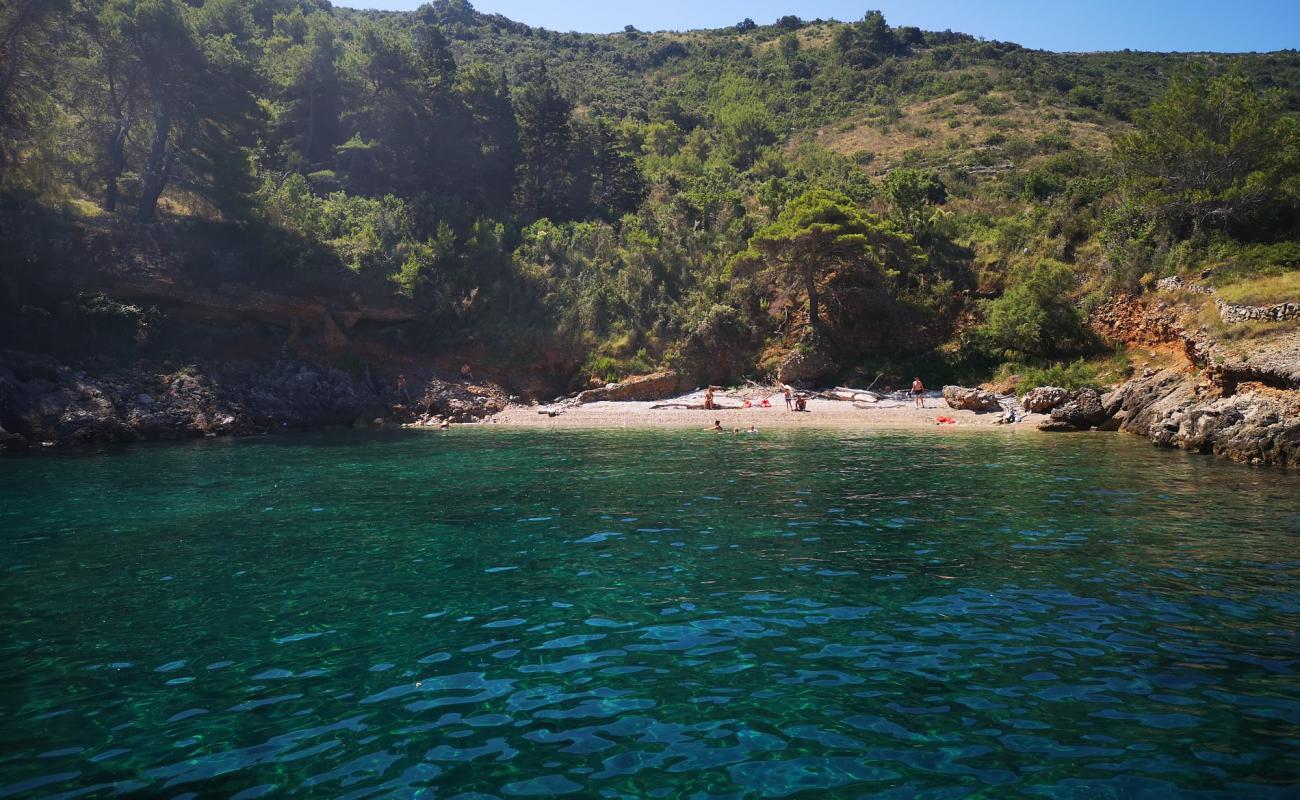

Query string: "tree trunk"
[[137, 106, 172, 222], [104, 119, 130, 212], [804, 263, 821, 333], [103, 79, 132, 213]]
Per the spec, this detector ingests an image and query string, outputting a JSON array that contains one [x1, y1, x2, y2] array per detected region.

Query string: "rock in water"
[[1047, 388, 1109, 430], [1103, 368, 1299, 466], [1037, 419, 1080, 433], [1020, 386, 1071, 413], [942, 386, 1002, 413]]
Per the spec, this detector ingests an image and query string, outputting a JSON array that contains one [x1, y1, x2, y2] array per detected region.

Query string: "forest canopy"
[[2, 0, 1298, 386]]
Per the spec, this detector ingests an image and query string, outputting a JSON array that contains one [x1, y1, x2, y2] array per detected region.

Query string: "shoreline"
[[466, 391, 1050, 431]]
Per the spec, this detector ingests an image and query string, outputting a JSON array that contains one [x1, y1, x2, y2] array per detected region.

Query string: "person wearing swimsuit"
[[911, 377, 925, 409]]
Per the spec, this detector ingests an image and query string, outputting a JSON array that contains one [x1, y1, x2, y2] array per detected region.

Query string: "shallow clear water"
[[2, 429, 1299, 799]]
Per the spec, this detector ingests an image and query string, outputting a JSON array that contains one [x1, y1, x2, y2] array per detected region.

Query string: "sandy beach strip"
[[476, 389, 1049, 431]]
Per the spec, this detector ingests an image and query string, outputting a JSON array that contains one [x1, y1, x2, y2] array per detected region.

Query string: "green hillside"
[[3, 0, 1298, 389]]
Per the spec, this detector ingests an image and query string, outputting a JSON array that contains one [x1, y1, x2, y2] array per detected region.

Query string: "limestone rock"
[[942, 385, 1002, 413], [1020, 386, 1071, 414], [1049, 388, 1109, 430], [1037, 419, 1081, 433], [1099, 367, 1299, 467], [777, 349, 836, 388], [0, 425, 26, 449], [0, 350, 509, 447], [576, 372, 686, 404]]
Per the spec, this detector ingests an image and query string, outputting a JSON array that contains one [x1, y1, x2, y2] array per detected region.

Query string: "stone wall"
[[1215, 300, 1300, 324], [1155, 275, 1299, 324]]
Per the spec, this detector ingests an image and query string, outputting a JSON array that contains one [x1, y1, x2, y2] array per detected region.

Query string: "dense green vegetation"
[[2, 0, 1298, 387]]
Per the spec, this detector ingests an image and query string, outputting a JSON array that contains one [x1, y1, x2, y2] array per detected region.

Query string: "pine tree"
[[513, 63, 573, 220]]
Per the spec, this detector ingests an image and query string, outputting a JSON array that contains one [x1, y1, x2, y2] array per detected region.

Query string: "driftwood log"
[[819, 386, 884, 403], [649, 403, 745, 411]]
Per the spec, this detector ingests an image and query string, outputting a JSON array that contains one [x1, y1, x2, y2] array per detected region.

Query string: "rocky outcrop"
[[1020, 386, 1071, 413], [1104, 369, 1299, 467], [1082, 295, 1299, 466], [576, 372, 687, 404], [943, 385, 1002, 413], [1089, 297, 1214, 368], [1046, 389, 1110, 431], [777, 348, 836, 387], [0, 351, 506, 449]]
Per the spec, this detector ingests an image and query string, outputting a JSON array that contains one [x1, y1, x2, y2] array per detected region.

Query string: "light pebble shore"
[[471, 389, 1051, 431]]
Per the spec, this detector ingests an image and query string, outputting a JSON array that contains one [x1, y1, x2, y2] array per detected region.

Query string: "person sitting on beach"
[[911, 377, 925, 408], [707, 420, 723, 431], [761, 397, 772, 408], [704, 387, 716, 410], [783, 387, 793, 410], [795, 395, 807, 412], [461, 363, 473, 381]]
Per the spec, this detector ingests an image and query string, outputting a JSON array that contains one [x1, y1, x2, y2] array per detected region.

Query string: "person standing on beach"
[[911, 377, 926, 408], [784, 387, 793, 410]]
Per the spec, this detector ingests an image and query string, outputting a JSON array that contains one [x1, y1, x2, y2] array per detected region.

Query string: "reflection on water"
[[1, 429, 1298, 798]]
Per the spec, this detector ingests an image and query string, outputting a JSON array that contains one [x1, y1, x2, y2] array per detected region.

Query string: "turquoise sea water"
[[1, 429, 1299, 799]]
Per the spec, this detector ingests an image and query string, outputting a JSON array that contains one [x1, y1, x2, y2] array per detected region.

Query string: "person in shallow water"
[[912, 377, 926, 408], [706, 420, 722, 431]]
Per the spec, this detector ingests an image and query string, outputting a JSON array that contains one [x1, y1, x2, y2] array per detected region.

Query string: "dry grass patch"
[[1215, 271, 1300, 306], [812, 89, 1120, 174]]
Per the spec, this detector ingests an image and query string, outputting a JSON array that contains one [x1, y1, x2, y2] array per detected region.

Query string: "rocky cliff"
[[0, 351, 509, 450], [1053, 296, 1300, 467]]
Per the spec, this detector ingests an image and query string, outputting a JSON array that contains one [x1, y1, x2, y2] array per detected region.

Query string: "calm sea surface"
[[1, 429, 1298, 799]]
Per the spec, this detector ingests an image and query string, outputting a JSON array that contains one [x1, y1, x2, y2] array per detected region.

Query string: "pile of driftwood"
[[647, 381, 888, 411], [815, 386, 885, 404]]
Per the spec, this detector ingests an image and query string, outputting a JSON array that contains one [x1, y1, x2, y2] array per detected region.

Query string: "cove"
[[2, 429, 1298, 798]]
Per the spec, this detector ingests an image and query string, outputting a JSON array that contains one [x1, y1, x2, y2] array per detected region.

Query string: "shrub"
[[975, 260, 1093, 360], [1008, 353, 1130, 394]]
